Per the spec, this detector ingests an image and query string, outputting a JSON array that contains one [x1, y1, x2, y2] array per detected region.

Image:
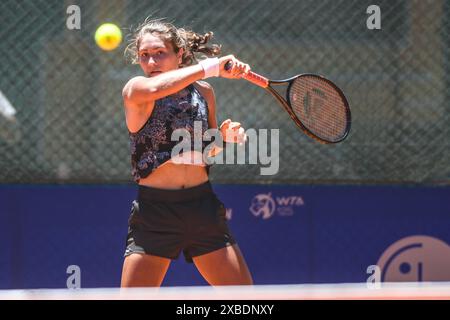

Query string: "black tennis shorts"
[[124, 181, 236, 263]]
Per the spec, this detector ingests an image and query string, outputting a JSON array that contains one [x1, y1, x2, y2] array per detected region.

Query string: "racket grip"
[[224, 61, 269, 88]]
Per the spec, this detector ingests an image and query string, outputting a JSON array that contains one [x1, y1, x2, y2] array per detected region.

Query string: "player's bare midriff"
[[138, 159, 209, 190]]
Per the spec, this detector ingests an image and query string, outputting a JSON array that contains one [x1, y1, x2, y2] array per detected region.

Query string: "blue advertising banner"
[[0, 184, 449, 289]]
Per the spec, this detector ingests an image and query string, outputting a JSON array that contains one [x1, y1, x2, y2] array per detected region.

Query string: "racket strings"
[[289, 76, 349, 142]]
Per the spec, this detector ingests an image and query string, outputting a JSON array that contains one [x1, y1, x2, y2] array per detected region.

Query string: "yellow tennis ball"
[[95, 23, 122, 51]]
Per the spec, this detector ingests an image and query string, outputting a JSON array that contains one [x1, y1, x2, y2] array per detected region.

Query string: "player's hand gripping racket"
[[225, 61, 351, 144]]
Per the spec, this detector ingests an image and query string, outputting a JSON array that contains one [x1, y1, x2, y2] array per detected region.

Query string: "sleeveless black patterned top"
[[129, 84, 210, 182]]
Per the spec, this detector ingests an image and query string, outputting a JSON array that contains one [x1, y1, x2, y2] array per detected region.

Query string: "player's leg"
[[121, 253, 171, 287], [192, 244, 253, 286]]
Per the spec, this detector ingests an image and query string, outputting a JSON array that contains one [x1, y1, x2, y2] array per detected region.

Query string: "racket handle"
[[224, 61, 269, 88]]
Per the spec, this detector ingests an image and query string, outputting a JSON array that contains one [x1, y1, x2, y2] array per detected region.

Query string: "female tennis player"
[[120, 19, 253, 287]]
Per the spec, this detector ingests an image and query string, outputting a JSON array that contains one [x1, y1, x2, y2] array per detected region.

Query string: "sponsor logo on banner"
[[376, 235, 450, 282], [249, 192, 304, 219]]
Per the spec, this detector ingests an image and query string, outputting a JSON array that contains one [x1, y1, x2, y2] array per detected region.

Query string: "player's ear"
[[177, 48, 184, 65]]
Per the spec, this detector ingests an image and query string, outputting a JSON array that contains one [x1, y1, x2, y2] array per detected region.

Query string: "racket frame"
[[266, 74, 351, 144], [223, 61, 351, 144]]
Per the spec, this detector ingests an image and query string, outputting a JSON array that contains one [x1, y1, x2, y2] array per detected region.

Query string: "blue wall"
[[1, 184, 449, 289]]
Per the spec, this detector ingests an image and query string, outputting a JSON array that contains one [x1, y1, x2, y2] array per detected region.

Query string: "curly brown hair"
[[124, 18, 221, 67]]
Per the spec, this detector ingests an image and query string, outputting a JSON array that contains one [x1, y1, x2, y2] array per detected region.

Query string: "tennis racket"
[[225, 61, 351, 144]]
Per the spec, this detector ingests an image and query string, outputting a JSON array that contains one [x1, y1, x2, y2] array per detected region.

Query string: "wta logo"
[[249, 192, 304, 220], [376, 235, 450, 282]]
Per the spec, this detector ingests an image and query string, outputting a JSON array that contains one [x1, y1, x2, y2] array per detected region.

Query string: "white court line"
[[1, 282, 450, 300]]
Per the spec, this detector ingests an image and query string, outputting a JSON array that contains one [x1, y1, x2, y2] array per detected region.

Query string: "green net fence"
[[0, 0, 449, 184]]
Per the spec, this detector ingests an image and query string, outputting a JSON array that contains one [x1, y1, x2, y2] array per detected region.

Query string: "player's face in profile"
[[138, 33, 182, 77]]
